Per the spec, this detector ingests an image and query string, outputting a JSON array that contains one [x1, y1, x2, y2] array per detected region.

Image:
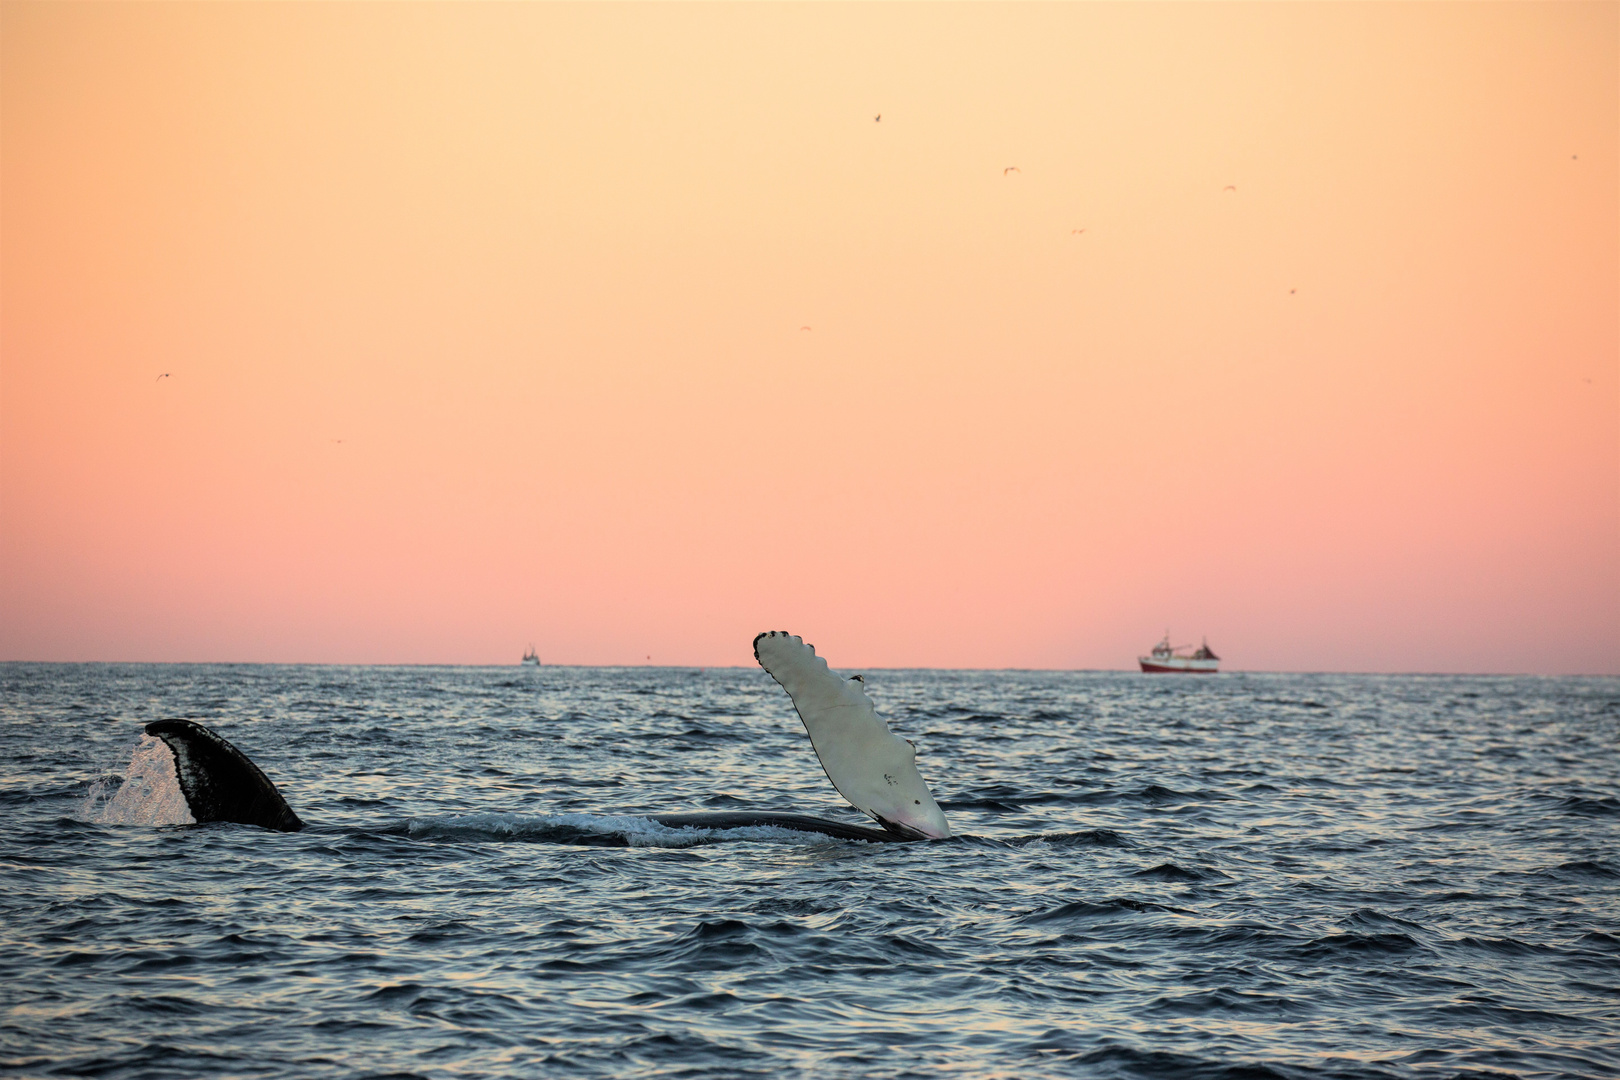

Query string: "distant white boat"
[[521, 645, 540, 666], [1139, 632, 1219, 674]]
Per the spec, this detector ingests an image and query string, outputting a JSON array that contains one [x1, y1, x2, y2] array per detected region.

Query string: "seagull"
[[799, 326, 812, 332], [1223, 185, 1237, 192], [1004, 166, 1020, 175], [155, 373, 171, 382]]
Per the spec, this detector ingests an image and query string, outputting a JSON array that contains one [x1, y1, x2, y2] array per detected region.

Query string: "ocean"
[[2, 663, 1617, 1079]]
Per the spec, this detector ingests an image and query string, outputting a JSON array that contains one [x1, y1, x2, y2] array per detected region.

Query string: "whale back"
[[144, 719, 304, 833], [651, 811, 904, 843], [752, 632, 950, 840]]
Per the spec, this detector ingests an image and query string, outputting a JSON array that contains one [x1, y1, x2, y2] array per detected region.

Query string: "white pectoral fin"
[[753, 632, 951, 839]]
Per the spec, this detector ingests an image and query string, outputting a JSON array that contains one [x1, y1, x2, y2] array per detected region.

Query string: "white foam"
[[80, 735, 196, 827]]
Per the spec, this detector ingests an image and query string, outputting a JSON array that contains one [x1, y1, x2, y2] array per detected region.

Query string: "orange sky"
[[2, 3, 1616, 672]]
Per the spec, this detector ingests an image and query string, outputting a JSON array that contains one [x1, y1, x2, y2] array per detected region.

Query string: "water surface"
[[3, 664, 1617, 1078]]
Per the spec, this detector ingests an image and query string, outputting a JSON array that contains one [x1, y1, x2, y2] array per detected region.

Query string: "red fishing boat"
[[1139, 633, 1220, 673]]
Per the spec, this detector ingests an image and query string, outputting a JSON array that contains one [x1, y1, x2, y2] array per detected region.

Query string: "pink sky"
[[2, 3, 1616, 672]]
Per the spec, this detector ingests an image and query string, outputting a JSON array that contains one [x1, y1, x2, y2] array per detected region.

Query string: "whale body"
[[125, 633, 951, 843], [649, 812, 903, 843]]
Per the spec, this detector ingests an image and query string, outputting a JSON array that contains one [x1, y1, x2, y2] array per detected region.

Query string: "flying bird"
[[1071, 228, 1086, 235], [1289, 288, 1296, 295], [874, 114, 881, 122], [155, 373, 171, 382], [1004, 166, 1020, 175], [1223, 185, 1237, 192], [800, 326, 812, 331]]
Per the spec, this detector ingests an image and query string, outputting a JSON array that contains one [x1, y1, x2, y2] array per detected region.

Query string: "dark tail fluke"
[[144, 720, 304, 832]]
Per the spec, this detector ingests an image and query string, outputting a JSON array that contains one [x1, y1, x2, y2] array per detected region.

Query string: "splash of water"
[[80, 735, 195, 826]]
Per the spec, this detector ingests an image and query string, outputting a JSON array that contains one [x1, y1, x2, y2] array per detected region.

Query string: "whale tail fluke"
[[752, 631, 951, 840], [144, 719, 304, 833]]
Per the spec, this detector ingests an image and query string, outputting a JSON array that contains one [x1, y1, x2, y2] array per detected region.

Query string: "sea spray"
[[80, 735, 195, 826]]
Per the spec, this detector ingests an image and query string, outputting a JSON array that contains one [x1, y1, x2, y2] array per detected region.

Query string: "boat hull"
[[1138, 657, 1219, 674]]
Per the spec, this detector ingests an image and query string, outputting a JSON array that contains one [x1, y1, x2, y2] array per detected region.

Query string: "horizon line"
[[2, 659, 1615, 678]]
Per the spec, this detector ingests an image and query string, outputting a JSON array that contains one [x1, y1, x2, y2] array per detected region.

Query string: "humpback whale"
[[132, 633, 951, 843]]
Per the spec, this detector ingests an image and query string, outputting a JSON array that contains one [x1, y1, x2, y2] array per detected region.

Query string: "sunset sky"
[[2, 3, 1615, 672]]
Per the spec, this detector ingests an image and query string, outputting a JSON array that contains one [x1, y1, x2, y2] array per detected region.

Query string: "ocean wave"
[[1297, 932, 1427, 958], [1002, 829, 1134, 848], [1545, 859, 1619, 879], [1557, 795, 1620, 816], [1132, 862, 1225, 882], [1143, 986, 1314, 1017], [1018, 898, 1192, 923]]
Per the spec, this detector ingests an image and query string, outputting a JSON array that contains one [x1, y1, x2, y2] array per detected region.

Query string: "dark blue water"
[[3, 663, 1617, 1079]]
